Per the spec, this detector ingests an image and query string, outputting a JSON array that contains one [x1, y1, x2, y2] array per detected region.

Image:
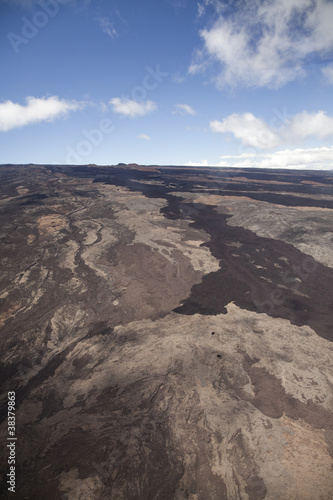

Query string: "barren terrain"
[[0, 164, 333, 499]]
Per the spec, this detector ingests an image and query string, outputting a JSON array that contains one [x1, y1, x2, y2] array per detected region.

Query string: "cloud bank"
[[210, 110, 333, 149], [186, 146, 333, 170]]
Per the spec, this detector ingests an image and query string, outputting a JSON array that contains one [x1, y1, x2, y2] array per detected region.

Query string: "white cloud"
[[219, 152, 258, 159], [95, 16, 117, 39], [196, 0, 224, 18], [322, 63, 333, 84], [287, 110, 333, 140], [224, 146, 333, 170], [137, 134, 151, 140], [210, 110, 333, 150], [186, 159, 211, 166], [173, 103, 196, 115], [110, 98, 157, 118], [191, 0, 333, 88], [0, 96, 82, 132], [186, 146, 333, 170], [210, 113, 280, 149]]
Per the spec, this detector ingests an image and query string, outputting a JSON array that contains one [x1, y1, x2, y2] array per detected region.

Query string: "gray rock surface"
[[0, 164, 333, 499]]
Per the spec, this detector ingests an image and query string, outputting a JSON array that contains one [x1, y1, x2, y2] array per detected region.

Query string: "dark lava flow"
[[55, 165, 333, 342], [172, 204, 333, 342]]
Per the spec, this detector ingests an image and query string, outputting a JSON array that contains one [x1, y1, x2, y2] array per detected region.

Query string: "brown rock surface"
[[0, 164, 333, 499]]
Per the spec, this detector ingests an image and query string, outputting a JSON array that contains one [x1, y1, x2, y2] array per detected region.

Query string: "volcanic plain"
[[0, 163, 333, 500]]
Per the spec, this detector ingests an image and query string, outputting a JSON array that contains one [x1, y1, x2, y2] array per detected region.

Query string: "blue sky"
[[1, 0, 333, 169]]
